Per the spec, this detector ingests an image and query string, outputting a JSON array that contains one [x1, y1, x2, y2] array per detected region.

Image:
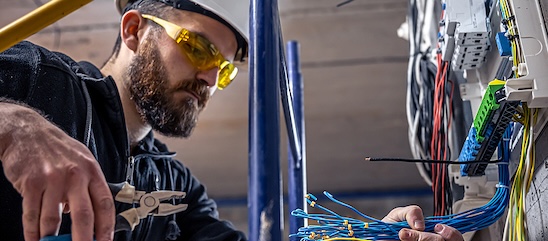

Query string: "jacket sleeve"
[[170, 160, 247, 241], [0, 41, 89, 141], [0, 41, 40, 103]]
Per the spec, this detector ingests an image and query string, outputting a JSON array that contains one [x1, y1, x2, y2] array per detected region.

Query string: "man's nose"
[[196, 67, 218, 88]]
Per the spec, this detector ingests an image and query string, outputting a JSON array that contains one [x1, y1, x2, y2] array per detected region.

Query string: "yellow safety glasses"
[[142, 14, 238, 90]]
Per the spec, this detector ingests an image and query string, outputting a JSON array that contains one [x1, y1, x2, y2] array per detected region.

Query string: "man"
[[0, 0, 466, 241], [0, 0, 247, 240]]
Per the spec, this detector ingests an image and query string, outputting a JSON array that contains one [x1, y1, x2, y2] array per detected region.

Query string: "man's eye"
[[192, 47, 208, 60], [183, 43, 207, 62]]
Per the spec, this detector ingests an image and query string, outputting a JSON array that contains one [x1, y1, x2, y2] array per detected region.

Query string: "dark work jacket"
[[0, 41, 246, 241]]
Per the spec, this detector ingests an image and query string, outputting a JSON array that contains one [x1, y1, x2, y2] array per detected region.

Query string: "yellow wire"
[[526, 110, 538, 191], [499, 4, 527, 238], [320, 238, 371, 241], [519, 118, 529, 241], [507, 104, 537, 241], [501, 0, 525, 78]]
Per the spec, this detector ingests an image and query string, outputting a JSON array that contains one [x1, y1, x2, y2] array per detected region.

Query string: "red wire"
[[431, 7, 452, 216], [431, 56, 447, 216], [431, 55, 441, 214], [440, 63, 448, 215], [431, 58, 450, 216]]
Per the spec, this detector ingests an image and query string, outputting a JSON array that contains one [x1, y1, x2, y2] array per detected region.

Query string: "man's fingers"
[[21, 184, 44, 241], [62, 203, 71, 214], [398, 225, 465, 241], [39, 184, 64, 238], [382, 205, 425, 230], [68, 195, 95, 241], [434, 224, 464, 241], [89, 175, 115, 241], [66, 168, 95, 241], [399, 228, 443, 241]]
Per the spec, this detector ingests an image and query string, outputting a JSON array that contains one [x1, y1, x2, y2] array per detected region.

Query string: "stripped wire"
[[291, 146, 510, 240]]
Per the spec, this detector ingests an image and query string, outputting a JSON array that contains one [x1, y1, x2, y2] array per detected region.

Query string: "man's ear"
[[120, 10, 147, 52]]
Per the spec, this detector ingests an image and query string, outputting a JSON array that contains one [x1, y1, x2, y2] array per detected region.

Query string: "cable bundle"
[[405, 0, 439, 184], [503, 105, 537, 241], [290, 151, 510, 240], [497, 1, 535, 239], [430, 45, 454, 216], [404, 0, 460, 216], [499, 0, 524, 78]]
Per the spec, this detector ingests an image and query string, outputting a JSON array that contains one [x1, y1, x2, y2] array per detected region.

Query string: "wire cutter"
[[109, 182, 188, 232], [40, 182, 187, 241]]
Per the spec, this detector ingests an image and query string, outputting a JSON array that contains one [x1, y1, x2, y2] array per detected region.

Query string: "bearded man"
[[0, 0, 248, 240]]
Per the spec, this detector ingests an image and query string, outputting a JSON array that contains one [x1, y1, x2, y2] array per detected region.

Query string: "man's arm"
[[0, 102, 115, 241], [382, 205, 464, 241]]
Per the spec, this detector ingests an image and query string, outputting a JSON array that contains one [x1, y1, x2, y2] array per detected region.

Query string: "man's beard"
[[125, 37, 209, 137]]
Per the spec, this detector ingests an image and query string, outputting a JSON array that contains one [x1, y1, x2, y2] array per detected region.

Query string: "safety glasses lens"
[[217, 61, 238, 90], [180, 41, 215, 69]]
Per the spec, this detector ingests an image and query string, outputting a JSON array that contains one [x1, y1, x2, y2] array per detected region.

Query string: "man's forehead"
[[170, 10, 208, 35]]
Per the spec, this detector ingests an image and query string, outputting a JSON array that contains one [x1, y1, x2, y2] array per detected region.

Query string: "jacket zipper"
[[125, 156, 135, 184], [128, 153, 175, 241], [137, 173, 156, 241]]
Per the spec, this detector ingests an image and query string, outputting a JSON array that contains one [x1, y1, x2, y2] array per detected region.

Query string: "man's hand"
[[382, 205, 464, 241], [0, 103, 115, 241]]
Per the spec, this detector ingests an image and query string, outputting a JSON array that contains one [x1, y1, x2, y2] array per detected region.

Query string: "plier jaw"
[[109, 182, 188, 232]]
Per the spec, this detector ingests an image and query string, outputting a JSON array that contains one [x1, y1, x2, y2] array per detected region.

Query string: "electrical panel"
[[448, 0, 548, 239], [293, 0, 548, 239], [402, 0, 548, 239]]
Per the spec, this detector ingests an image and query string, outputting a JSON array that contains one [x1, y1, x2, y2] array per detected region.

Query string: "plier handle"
[[39, 182, 188, 241], [109, 182, 188, 232]]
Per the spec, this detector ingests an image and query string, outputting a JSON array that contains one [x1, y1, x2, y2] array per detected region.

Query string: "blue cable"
[[290, 125, 512, 240]]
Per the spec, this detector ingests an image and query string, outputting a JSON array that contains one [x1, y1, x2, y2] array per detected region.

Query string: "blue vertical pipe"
[[286, 41, 307, 240], [248, 0, 283, 240], [279, 44, 302, 165]]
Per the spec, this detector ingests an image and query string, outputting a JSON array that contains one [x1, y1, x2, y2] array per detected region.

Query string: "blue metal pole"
[[286, 40, 307, 240], [248, 0, 283, 240], [279, 46, 302, 165]]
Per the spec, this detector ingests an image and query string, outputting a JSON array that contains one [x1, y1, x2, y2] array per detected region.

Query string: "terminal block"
[[443, 0, 490, 71], [474, 80, 505, 142], [459, 80, 519, 176]]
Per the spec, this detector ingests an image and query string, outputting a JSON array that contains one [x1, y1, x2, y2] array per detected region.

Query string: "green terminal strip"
[[473, 79, 506, 142]]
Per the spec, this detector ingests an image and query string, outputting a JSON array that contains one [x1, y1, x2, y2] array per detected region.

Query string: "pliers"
[[109, 182, 188, 232], [40, 182, 187, 241]]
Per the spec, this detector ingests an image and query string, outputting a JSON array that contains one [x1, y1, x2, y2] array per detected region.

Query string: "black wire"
[[444, 62, 455, 215], [422, 57, 436, 158], [365, 157, 503, 165], [445, 175, 453, 214], [410, 46, 437, 160], [406, 0, 438, 182], [336, 0, 354, 7]]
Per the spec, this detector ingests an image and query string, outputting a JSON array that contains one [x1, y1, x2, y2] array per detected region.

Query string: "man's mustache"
[[176, 79, 209, 106]]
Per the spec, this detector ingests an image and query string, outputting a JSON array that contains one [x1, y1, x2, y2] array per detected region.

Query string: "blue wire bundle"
[[290, 127, 512, 240]]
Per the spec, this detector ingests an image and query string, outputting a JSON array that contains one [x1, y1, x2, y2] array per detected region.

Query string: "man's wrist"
[[0, 102, 44, 159]]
